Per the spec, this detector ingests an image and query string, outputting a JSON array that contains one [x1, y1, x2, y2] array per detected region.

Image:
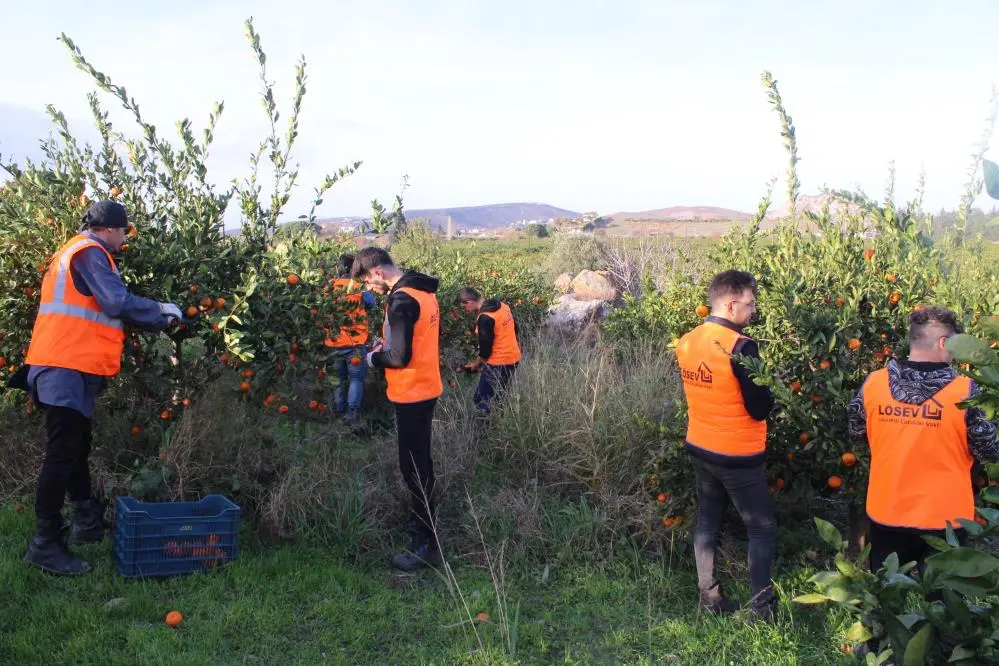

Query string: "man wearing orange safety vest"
[[324, 253, 377, 425], [848, 305, 998, 573], [16, 201, 183, 576], [458, 287, 522, 416], [351, 246, 443, 570], [675, 270, 776, 620]]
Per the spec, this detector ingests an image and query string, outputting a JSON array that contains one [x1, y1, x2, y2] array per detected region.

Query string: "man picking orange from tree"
[[12, 200, 183, 576], [675, 269, 777, 620], [457, 287, 522, 416], [351, 247, 443, 570]]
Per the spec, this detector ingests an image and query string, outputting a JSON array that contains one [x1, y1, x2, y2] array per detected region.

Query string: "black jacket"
[[369, 271, 440, 370], [475, 299, 520, 363]]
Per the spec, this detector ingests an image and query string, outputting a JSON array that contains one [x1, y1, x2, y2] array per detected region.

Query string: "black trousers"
[[690, 456, 777, 601], [394, 398, 438, 539], [473, 363, 517, 414], [35, 405, 93, 522], [869, 521, 967, 574]]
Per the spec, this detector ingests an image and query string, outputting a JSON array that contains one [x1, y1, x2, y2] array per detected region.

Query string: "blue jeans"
[[473, 363, 518, 414], [331, 344, 367, 413]]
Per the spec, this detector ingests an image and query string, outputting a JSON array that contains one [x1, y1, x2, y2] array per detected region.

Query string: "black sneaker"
[[392, 542, 442, 571]]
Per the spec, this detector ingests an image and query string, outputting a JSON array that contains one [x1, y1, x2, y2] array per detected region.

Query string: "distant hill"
[[607, 206, 752, 222], [316, 202, 578, 232]]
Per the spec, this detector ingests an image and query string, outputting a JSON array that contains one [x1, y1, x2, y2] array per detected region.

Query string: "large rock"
[[554, 273, 574, 294], [570, 269, 619, 301], [545, 294, 612, 336]]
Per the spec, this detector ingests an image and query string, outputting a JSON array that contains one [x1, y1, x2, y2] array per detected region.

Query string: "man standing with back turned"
[[674, 270, 777, 620], [351, 247, 444, 570], [18, 200, 182, 575], [848, 306, 998, 573]]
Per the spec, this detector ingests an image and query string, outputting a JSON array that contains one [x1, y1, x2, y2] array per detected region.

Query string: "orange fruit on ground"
[[184, 306, 198, 318], [661, 515, 683, 528], [789, 380, 802, 393], [864, 248, 874, 261], [278, 405, 289, 414], [847, 338, 861, 351], [15, 502, 25, 512], [775, 478, 786, 489], [695, 304, 709, 318], [799, 432, 810, 445], [287, 274, 300, 286], [131, 424, 142, 436], [827, 475, 843, 490], [165, 610, 183, 627], [215, 297, 225, 309], [818, 360, 831, 371], [350, 356, 362, 366], [889, 291, 901, 305], [841, 452, 858, 468], [160, 409, 171, 421], [308, 400, 319, 410], [475, 611, 490, 623]]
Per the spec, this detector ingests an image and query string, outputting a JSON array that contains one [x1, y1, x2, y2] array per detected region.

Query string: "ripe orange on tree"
[[827, 475, 843, 490], [214, 297, 226, 309], [775, 478, 786, 489], [239, 381, 251, 392], [799, 432, 810, 444], [131, 424, 142, 436], [278, 405, 289, 414], [184, 306, 198, 318], [695, 304, 709, 318], [160, 409, 172, 421], [286, 274, 300, 286], [889, 291, 901, 305], [656, 492, 668, 503], [864, 248, 875, 261], [308, 400, 318, 410], [841, 452, 858, 468], [789, 380, 802, 393], [847, 338, 861, 351], [818, 360, 831, 371]]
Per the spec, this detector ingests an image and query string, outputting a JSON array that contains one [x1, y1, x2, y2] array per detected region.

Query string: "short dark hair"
[[708, 270, 757, 305], [458, 287, 481, 303], [909, 305, 963, 348], [350, 247, 394, 279], [337, 253, 355, 277]]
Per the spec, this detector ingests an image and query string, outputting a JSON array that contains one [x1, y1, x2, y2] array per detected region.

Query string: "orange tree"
[[0, 20, 392, 495], [606, 71, 999, 537]]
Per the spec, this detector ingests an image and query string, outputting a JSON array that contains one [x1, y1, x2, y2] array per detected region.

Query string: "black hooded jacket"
[[369, 271, 440, 370]]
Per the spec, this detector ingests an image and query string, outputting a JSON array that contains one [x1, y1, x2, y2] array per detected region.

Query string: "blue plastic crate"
[[113, 494, 240, 578]]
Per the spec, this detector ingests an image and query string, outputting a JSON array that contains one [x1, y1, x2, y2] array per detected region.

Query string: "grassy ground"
[[1, 506, 855, 666]]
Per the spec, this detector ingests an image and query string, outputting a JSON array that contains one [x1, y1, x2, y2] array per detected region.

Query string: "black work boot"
[[746, 588, 778, 624], [68, 499, 107, 545], [392, 525, 442, 571], [23, 518, 91, 576], [698, 583, 739, 614]]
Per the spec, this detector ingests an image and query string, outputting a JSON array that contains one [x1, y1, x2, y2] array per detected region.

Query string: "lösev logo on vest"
[[876, 396, 944, 425], [681, 362, 713, 385]]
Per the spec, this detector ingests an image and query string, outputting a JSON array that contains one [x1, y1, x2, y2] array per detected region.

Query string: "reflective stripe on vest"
[[25, 234, 126, 376], [324, 278, 368, 347], [675, 321, 767, 456], [864, 369, 973, 530], [476, 302, 522, 365], [382, 286, 443, 404]]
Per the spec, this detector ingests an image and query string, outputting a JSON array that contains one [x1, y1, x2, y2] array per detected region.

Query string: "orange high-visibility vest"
[[324, 278, 368, 348], [25, 234, 126, 376], [675, 321, 767, 457], [863, 369, 973, 530], [476, 302, 522, 366], [382, 287, 442, 404]]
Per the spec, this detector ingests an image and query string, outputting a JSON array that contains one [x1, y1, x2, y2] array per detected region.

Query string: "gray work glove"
[[158, 302, 183, 324]]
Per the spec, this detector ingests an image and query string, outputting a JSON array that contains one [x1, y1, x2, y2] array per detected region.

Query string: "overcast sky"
[[1, 0, 997, 221]]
